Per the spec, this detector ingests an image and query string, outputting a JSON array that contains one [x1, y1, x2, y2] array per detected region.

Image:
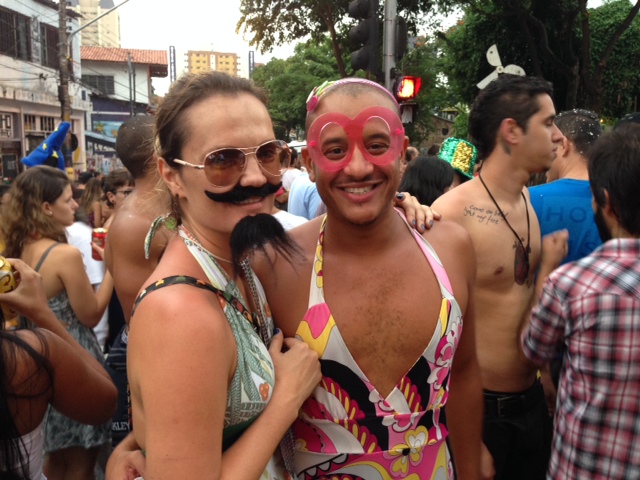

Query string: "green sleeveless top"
[[132, 228, 287, 478]]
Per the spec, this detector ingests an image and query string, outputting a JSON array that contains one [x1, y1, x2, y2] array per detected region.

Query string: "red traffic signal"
[[394, 76, 422, 101]]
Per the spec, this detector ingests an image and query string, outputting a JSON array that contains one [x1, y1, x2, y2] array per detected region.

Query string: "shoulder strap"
[[34, 243, 60, 272], [132, 275, 257, 329]]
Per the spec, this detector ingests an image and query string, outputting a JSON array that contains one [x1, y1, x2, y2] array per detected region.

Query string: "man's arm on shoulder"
[[442, 224, 482, 480]]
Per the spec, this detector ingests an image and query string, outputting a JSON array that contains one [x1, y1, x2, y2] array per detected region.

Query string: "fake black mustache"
[[204, 181, 281, 203]]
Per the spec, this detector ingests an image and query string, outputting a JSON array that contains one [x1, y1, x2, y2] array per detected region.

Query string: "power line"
[[8, 0, 59, 22], [75, 59, 158, 99]]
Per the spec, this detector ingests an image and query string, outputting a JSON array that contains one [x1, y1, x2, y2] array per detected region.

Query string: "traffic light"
[[394, 75, 422, 124], [394, 75, 422, 102], [348, 0, 380, 74]]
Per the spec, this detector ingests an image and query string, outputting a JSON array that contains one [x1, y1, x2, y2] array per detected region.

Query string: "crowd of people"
[[0, 69, 639, 480]]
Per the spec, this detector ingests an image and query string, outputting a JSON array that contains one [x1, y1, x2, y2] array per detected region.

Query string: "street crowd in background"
[[0, 70, 639, 480]]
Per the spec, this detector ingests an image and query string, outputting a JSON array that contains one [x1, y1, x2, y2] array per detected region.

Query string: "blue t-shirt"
[[288, 173, 322, 220], [529, 179, 602, 265]]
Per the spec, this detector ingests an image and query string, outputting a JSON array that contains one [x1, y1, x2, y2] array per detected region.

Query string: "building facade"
[[185, 50, 239, 76], [0, 0, 92, 181], [76, 0, 121, 48], [80, 46, 167, 173]]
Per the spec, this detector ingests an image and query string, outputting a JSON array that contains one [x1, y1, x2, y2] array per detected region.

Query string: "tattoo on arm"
[[463, 204, 504, 225]]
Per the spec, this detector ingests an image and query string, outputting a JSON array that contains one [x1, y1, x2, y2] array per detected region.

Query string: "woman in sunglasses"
[[120, 71, 436, 479], [125, 72, 322, 479]]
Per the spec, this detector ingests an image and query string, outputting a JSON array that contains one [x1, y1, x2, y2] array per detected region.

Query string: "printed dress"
[[293, 213, 463, 480], [34, 244, 111, 452]]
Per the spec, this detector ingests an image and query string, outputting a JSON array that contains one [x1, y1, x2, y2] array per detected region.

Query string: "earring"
[[46, 211, 53, 216]]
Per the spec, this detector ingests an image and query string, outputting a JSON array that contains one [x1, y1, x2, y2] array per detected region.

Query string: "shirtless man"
[[104, 115, 172, 447], [253, 78, 483, 478], [432, 74, 564, 480]]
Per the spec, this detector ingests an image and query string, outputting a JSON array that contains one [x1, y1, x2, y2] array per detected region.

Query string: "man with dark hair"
[[432, 74, 565, 480], [258, 77, 483, 478], [104, 115, 172, 447], [522, 125, 640, 479], [529, 109, 603, 265]]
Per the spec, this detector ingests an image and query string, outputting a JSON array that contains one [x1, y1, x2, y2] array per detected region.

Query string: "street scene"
[[1, 0, 640, 479]]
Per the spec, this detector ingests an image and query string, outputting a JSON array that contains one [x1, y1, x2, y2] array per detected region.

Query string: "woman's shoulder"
[[22, 240, 79, 266], [6, 329, 54, 390]]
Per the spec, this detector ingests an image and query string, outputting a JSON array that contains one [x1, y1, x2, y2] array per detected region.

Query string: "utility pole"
[[128, 52, 134, 116], [58, 0, 71, 122], [382, 0, 397, 90], [58, 0, 131, 122]]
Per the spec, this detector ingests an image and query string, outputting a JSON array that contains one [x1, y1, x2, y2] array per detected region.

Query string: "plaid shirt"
[[522, 238, 640, 480]]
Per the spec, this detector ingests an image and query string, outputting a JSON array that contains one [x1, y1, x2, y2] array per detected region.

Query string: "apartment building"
[[76, 0, 121, 48], [185, 50, 240, 76]]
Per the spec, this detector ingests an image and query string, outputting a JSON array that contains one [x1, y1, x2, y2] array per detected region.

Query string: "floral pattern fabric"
[[133, 229, 287, 479], [293, 212, 463, 480], [32, 244, 111, 453]]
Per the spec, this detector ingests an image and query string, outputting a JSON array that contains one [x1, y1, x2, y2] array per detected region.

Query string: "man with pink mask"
[[106, 77, 481, 480], [247, 78, 483, 479]]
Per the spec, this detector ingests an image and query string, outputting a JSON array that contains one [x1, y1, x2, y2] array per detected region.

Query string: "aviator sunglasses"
[[173, 139, 291, 188]]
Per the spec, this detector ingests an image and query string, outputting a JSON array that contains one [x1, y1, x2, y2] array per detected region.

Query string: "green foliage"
[[590, 0, 640, 119], [237, 0, 440, 76], [453, 110, 469, 139], [437, 0, 640, 114], [251, 37, 342, 139], [397, 38, 441, 144]]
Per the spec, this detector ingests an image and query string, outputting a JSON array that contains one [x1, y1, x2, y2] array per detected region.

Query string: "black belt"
[[483, 380, 544, 418]]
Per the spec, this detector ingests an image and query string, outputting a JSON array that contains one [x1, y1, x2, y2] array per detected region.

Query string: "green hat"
[[438, 138, 478, 179]]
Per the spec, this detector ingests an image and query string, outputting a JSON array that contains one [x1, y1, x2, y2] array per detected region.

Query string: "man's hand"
[[481, 442, 496, 480], [541, 230, 569, 273]]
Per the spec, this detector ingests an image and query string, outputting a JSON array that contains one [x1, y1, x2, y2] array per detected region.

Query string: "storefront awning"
[[85, 130, 116, 148]]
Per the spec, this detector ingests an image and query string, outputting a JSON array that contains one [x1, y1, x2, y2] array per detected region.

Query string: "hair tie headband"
[[306, 78, 399, 114]]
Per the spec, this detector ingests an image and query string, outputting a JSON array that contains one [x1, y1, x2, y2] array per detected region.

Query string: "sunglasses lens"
[[204, 149, 245, 186], [257, 141, 288, 175], [202, 141, 287, 187]]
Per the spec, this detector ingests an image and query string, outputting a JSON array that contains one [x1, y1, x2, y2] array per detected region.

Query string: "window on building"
[[40, 116, 55, 132], [0, 6, 31, 61], [82, 75, 115, 95], [23, 114, 37, 131], [40, 23, 59, 69]]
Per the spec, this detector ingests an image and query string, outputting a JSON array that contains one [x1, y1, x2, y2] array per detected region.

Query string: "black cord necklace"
[[478, 173, 531, 285]]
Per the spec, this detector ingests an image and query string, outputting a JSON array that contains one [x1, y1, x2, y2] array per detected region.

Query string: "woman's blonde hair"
[[0, 166, 70, 258], [79, 177, 103, 212]]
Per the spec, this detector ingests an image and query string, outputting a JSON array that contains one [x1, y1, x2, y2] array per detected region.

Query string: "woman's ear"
[[41, 202, 53, 216], [105, 191, 116, 205], [158, 158, 184, 198]]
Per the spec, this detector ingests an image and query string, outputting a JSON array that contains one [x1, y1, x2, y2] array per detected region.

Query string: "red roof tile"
[[81, 47, 167, 66]]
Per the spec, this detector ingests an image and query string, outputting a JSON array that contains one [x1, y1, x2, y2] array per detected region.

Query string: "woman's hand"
[[91, 241, 105, 261], [106, 432, 146, 480], [0, 258, 51, 323], [268, 330, 321, 412], [393, 192, 442, 233]]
